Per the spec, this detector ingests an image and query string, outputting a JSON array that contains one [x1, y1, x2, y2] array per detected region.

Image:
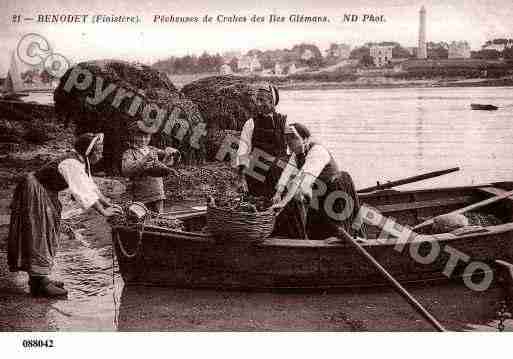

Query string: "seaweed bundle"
[[182, 75, 275, 130], [54, 60, 205, 174], [181, 75, 282, 160]]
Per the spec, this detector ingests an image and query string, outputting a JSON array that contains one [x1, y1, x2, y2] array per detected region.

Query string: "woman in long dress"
[[7, 133, 122, 298], [271, 123, 367, 240]]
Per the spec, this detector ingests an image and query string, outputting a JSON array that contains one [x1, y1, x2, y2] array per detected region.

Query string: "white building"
[[237, 56, 261, 73], [301, 49, 314, 61], [219, 64, 233, 75], [406, 47, 417, 57], [274, 63, 283, 75], [326, 44, 351, 59], [286, 63, 297, 75], [448, 41, 471, 59], [482, 43, 506, 52], [370, 45, 393, 67]]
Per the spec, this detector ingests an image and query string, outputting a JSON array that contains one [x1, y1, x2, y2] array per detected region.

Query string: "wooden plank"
[[414, 189, 513, 231], [359, 183, 493, 201], [479, 187, 513, 204], [374, 195, 473, 214], [358, 167, 459, 193]]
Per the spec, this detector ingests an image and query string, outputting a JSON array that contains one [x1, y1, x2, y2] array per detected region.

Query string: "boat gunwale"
[[113, 221, 513, 249], [112, 182, 513, 249]]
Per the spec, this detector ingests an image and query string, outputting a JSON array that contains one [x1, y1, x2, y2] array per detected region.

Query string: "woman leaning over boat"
[[7, 133, 123, 298], [271, 123, 367, 240]]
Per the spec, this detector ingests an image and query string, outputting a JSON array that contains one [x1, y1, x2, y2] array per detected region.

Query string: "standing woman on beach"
[[7, 133, 122, 298]]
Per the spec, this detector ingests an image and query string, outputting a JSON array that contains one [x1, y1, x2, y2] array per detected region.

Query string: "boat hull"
[[113, 225, 513, 290], [112, 183, 513, 290], [471, 103, 498, 111]]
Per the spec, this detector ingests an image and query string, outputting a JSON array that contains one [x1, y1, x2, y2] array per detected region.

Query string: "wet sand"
[[1, 203, 511, 331]]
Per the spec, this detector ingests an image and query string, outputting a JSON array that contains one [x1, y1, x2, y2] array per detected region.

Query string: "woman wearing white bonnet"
[[273, 123, 367, 240], [234, 84, 307, 238], [7, 132, 122, 298]]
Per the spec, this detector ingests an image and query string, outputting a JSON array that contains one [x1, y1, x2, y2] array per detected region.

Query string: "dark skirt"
[[7, 173, 61, 275], [246, 157, 307, 239], [306, 171, 367, 241]]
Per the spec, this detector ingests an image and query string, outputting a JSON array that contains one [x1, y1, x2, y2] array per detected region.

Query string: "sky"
[[1, 0, 513, 76]]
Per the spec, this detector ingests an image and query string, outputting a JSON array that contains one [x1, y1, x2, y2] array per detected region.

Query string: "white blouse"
[[276, 144, 332, 199], [235, 118, 255, 168], [58, 158, 100, 209]]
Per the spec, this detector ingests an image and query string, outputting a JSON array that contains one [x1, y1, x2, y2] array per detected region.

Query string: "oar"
[[413, 188, 513, 231], [358, 167, 460, 193], [336, 228, 447, 332]]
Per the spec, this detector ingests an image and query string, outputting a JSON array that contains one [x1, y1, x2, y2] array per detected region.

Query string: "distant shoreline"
[[278, 77, 513, 91], [168, 73, 513, 91]]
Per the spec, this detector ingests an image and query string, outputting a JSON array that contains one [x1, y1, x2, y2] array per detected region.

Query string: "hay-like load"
[[54, 60, 205, 174], [181, 75, 281, 160]]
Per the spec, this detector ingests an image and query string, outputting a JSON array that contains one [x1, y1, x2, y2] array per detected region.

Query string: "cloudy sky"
[[1, 0, 512, 76]]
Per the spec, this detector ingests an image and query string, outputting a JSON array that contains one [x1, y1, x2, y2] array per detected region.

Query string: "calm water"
[[279, 86, 513, 190], [21, 91, 54, 105], [3, 86, 513, 331]]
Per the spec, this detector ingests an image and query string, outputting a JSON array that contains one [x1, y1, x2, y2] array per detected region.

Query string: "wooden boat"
[[112, 182, 513, 290], [471, 103, 498, 111]]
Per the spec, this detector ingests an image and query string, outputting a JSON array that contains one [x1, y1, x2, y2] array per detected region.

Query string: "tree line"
[[152, 38, 513, 74]]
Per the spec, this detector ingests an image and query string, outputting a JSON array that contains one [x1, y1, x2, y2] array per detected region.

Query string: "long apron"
[[306, 171, 367, 241], [246, 155, 308, 239], [7, 173, 61, 275]]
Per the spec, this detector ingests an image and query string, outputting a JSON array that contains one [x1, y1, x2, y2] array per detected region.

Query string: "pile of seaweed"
[[182, 76, 269, 130], [107, 208, 185, 229], [163, 163, 239, 202], [211, 190, 272, 213], [54, 60, 206, 174], [181, 75, 279, 160], [149, 89, 206, 164]]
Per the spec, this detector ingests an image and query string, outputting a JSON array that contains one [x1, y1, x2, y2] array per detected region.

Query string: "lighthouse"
[[418, 6, 427, 59]]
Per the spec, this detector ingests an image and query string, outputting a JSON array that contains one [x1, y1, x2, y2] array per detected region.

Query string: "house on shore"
[[285, 62, 298, 75], [448, 41, 471, 59], [370, 45, 394, 67], [274, 62, 283, 75], [326, 44, 351, 60], [237, 55, 261, 74], [219, 64, 233, 75]]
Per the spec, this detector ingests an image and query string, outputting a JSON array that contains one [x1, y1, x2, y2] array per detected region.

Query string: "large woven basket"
[[207, 202, 276, 244]]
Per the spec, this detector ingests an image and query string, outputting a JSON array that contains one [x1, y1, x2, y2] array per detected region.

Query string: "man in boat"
[[271, 123, 367, 240], [7, 133, 123, 298], [235, 84, 307, 238]]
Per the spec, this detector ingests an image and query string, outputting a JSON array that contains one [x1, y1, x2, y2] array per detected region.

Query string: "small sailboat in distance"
[[1, 51, 28, 100]]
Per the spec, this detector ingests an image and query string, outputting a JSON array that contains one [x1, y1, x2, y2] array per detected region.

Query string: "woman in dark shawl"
[[8, 133, 122, 298], [235, 85, 307, 238]]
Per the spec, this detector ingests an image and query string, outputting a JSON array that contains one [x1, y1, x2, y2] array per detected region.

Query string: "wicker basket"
[[207, 202, 276, 244]]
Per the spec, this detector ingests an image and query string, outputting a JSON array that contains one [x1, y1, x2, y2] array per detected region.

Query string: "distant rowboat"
[[471, 104, 498, 111]]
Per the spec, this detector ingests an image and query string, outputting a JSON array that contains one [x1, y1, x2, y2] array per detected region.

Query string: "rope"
[[111, 219, 146, 328], [112, 241, 118, 329], [114, 222, 145, 259]]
